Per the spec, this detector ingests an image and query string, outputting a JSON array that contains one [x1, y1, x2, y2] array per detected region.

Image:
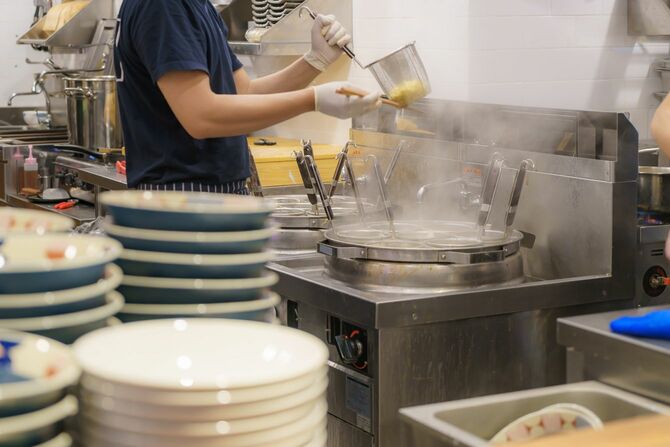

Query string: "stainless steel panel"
[[327, 414, 374, 447], [399, 382, 670, 447], [558, 306, 670, 405], [629, 0, 670, 35]]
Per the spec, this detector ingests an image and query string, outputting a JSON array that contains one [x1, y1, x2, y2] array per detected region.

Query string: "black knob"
[[334, 334, 363, 365]]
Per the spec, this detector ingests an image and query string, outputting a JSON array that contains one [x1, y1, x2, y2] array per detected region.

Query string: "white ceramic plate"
[[101, 190, 274, 216], [0, 330, 80, 407], [121, 292, 279, 316], [0, 234, 121, 273], [80, 367, 328, 406], [81, 397, 326, 436], [0, 292, 124, 331], [120, 249, 273, 266], [0, 208, 74, 236], [0, 395, 77, 437], [120, 270, 278, 291], [490, 403, 604, 444], [0, 264, 122, 309], [81, 400, 327, 447], [35, 432, 73, 447], [74, 319, 328, 391], [104, 221, 276, 243], [79, 375, 328, 421]]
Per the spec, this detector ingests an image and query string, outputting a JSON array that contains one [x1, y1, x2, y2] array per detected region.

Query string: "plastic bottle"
[[11, 148, 24, 194], [23, 146, 39, 192]]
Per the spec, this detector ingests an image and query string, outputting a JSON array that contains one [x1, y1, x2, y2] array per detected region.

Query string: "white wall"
[[343, 0, 669, 141], [0, 0, 46, 107], [2, 0, 668, 142]]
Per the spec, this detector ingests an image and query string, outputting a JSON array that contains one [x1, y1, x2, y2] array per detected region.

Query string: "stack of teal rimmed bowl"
[[0, 329, 80, 446], [100, 191, 280, 323], [0, 227, 124, 344]]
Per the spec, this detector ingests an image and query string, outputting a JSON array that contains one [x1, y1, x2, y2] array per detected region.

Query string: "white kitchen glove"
[[313, 82, 382, 119], [304, 14, 352, 72]]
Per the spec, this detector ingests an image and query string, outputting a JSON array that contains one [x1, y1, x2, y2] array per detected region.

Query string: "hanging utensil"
[[369, 155, 396, 238], [294, 151, 319, 209], [329, 141, 354, 198], [304, 154, 335, 222], [504, 159, 534, 233], [477, 154, 505, 237]]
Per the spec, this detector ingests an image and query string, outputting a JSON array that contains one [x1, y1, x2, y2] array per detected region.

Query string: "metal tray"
[[399, 381, 670, 447]]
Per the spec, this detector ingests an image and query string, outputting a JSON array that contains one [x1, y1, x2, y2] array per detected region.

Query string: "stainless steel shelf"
[[229, 41, 311, 56]]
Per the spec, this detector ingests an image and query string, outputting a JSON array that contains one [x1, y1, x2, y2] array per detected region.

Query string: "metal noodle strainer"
[[299, 6, 431, 108]]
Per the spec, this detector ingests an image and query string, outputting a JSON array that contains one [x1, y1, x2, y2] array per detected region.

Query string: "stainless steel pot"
[[639, 166, 670, 213], [64, 76, 123, 150]]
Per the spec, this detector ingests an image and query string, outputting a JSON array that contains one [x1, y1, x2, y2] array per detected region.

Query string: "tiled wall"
[[344, 0, 670, 141], [2, 0, 669, 142], [0, 1, 45, 108]]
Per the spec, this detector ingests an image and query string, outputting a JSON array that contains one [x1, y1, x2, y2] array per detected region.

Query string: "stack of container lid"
[[0, 329, 80, 446], [0, 209, 124, 344], [100, 191, 279, 323], [74, 319, 329, 446]]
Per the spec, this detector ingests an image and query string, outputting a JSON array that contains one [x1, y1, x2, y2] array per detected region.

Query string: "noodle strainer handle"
[[299, 6, 365, 69]]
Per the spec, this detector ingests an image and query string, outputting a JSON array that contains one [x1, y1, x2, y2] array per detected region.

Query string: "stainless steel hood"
[[221, 0, 352, 56]]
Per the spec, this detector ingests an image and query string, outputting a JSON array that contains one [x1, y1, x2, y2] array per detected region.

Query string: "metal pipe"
[[369, 155, 397, 237], [329, 141, 354, 198], [383, 140, 407, 185]]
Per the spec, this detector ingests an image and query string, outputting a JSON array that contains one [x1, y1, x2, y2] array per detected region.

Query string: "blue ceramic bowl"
[[117, 292, 280, 323], [118, 271, 278, 304], [0, 235, 121, 294], [115, 250, 272, 279], [0, 396, 77, 446], [103, 222, 274, 255], [0, 331, 80, 418], [0, 292, 124, 345], [101, 191, 274, 232], [0, 264, 122, 319]]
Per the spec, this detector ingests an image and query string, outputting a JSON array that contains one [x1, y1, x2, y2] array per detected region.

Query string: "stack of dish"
[[0, 208, 74, 243], [100, 191, 279, 323], [0, 234, 124, 344], [0, 330, 80, 446], [74, 319, 329, 446], [252, 0, 270, 28], [252, 0, 302, 28]]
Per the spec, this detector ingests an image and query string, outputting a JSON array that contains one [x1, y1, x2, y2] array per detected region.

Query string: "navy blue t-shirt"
[[115, 0, 250, 188]]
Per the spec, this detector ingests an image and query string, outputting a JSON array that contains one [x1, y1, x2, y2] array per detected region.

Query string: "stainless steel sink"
[[399, 381, 670, 447]]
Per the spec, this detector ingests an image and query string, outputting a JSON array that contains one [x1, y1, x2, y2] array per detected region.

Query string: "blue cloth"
[[115, 0, 250, 188], [610, 310, 670, 340]]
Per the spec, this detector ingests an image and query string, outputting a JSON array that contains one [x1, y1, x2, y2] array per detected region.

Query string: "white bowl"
[[79, 375, 328, 421], [81, 396, 326, 436], [0, 396, 78, 445], [74, 319, 328, 391], [0, 208, 74, 236], [101, 190, 274, 232], [0, 330, 80, 416], [0, 264, 122, 315], [81, 399, 327, 447], [35, 432, 73, 447], [0, 292, 124, 344], [80, 366, 327, 406], [119, 292, 279, 321], [0, 234, 122, 294]]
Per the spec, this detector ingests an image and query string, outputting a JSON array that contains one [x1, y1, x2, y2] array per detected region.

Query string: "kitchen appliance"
[[63, 76, 123, 150], [269, 99, 638, 447]]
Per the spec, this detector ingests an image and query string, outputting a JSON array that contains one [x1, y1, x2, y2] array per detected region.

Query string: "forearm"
[[652, 96, 670, 158], [190, 89, 315, 138], [248, 58, 320, 94]]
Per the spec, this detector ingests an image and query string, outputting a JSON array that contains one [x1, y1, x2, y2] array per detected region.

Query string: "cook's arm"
[[652, 95, 670, 157], [235, 14, 351, 95], [158, 71, 380, 139]]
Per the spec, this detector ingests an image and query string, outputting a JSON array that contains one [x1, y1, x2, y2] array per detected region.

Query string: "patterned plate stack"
[[0, 329, 80, 446]]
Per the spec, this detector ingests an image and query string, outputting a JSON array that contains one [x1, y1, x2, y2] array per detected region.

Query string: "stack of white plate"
[[74, 319, 329, 447], [0, 234, 124, 344], [100, 191, 279, 323], [0, 330, 80, 446]]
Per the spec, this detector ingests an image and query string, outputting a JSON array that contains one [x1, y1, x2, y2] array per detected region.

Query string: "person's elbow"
[[181, 119, 211, 140]]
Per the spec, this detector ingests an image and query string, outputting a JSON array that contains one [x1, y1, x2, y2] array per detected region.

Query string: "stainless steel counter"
[[558, 306, 670, 404], [3, 194, 95, 226]]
